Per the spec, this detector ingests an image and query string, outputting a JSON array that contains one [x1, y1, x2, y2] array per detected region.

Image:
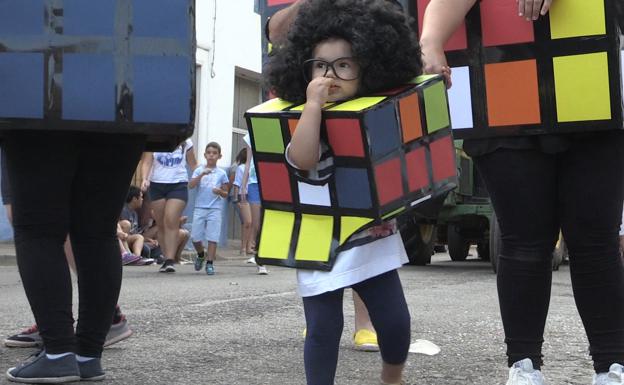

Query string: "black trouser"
[[473, 131, 624, 373], [302, 270, 410, 385], [4, 130, 145, 358]]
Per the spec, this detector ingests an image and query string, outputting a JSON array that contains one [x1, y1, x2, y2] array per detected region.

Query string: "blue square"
[[364, 104, 401, 159], [63, 54, 115, 121], [132, 0, 189, 39], [64, 0, 115, 36], [335, 167, 373, 209], [133, 56, 191, 123], [0, 53, 44, 119], [0, 0, 44, 35]]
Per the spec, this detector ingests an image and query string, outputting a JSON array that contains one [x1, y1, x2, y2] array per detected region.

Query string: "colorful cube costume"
[[0, 0, 196, 150], [245, 75, 457, 270], [413, 0, 623, 139]]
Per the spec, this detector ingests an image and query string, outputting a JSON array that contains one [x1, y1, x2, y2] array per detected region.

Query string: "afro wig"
[[265, 0, 423, 104]]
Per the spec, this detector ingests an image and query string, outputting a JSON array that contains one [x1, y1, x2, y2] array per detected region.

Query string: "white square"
[[298, 182, 331, 206], [448, 66, 474, 129]]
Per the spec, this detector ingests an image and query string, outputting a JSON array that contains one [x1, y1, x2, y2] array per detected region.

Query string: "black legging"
[[473, 131, 624, 373], [302, 269, 410, 385], [4, 130, 145, 358]]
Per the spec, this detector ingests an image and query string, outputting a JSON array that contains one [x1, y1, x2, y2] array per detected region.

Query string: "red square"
[[430, 136, 456, 183], [326, 119, 365, 157], [257, 162, 292, 203], [405, 147, 429, 192], [417, 0, 467, 51], [267, 0, 296, 6], [480, 0, 534, 46], [374, 157, 403, 206]]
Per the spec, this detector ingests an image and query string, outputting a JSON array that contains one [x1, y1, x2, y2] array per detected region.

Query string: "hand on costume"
[[306, 77, 334, 106], [518, 0, 553, 21], [421, 44, 452, 88]]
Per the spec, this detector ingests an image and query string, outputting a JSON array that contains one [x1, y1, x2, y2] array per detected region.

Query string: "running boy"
[[189, 142, 229, 275]]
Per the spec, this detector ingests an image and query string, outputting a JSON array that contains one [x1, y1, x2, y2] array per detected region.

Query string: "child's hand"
[[421, 44, 452, 88], [306, 77, 334, 106]]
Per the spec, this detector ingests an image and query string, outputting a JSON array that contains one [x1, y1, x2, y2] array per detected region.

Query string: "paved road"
[[0, 247, 594, 385]]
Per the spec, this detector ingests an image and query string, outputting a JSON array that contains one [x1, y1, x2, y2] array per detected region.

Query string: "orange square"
[[399, 93, 423, 143], [484, 60, 541, 126], [288, 119, 298, 136]]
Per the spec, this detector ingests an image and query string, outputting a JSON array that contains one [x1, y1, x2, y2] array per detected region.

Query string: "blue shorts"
[[247, 183, 260, 205], [191, 208, 221, 243], [149, 182, 188, 202]]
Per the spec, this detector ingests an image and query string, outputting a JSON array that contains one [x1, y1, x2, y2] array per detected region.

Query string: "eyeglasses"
[[302, 57, 361, 82]]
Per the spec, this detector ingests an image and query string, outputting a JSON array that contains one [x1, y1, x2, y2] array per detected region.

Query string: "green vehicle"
[[400, 141, 496, 266]]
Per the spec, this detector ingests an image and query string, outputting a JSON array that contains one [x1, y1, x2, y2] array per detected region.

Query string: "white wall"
[[194, 0, 261, 166]]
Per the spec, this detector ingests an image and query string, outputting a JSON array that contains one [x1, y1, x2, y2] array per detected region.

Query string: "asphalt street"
[[0, 245, 595, 385]]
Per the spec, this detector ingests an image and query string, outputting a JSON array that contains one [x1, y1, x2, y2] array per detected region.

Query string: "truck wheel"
[[447, 224, 469, 261], [401, 222, 434, 265], [489, 211, 502, 273]]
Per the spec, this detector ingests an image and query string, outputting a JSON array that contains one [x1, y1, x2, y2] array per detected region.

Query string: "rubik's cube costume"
[[0, 0, 196, 150], [246, 75, 458, 270], [412, 0, 623, 139]]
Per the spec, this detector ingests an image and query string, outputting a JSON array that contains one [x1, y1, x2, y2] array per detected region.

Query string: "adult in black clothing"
[[421, 0, 624, 384]]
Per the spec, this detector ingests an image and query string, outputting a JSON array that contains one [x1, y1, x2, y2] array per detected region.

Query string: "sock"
[[207, 260, 213, 265], [198, 251, 205, 259], [76, 355, 95, 363], [46, 352, 73, 360]]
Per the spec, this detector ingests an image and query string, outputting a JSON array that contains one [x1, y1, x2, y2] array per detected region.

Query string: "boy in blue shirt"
[[189, 142, 230, 275]]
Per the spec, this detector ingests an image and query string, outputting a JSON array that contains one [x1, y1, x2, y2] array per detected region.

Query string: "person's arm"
[[240, 145, 252, 201], [213, 183, 230, 198], [139, 152, 153, 192], [267, 0, 306, 44], [188, 168, 209, 189], [420, 0, 477, 86], [186, 147, 198, 172], [518, 0, 553, 21], [287, 77, 333, 170]]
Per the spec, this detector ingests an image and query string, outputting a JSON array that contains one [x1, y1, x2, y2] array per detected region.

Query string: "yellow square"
[[247, 98, 293, 113], [550, 0, 605, 39], [295, 214, 334, 262], [329, 97, 387, 111], [258, 210, 295, 260], [340, 217, 373, 244], [553, 52, 611, 122]]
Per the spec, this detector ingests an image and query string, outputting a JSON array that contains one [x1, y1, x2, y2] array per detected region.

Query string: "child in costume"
[[265, 1, 422, 384]]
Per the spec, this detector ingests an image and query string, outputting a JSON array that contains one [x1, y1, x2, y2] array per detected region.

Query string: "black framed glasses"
[[302, 57, 361, 82]]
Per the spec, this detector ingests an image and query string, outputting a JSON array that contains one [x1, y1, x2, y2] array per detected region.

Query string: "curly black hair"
[[265, 0, 423, 104]]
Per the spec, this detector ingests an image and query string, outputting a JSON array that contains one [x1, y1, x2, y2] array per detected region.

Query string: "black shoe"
[[158, 259, 176, 273], [6, 350, 80, 383], [78, 359, 105, 382]]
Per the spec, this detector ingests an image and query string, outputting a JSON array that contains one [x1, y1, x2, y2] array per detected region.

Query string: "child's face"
[[204, 146, 221, 166], [308, 38, 360, 102]]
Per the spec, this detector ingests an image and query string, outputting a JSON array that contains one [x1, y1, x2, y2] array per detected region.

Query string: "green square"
[[424, 81, 450, 133], [250, 117, 285, 154]]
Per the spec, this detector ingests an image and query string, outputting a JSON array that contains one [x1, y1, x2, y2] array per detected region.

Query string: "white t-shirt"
[[297, 232, 408, 297], [233, 164, 247, 188], [191, 165, 229, 209], [242, 134, 258, 184], [150, 139, 193, 183]]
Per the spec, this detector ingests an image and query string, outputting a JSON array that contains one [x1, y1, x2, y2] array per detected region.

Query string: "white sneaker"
[[246, 256, 256, 264], [506, 358, 547, 385], [257, 265, 268, 275], [593, 363, 624, 385]]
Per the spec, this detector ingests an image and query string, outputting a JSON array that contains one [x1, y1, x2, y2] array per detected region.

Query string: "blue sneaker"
[[194, 255, 205, 271], [6, 350, 80, 383], [78, 358, 105, 381], [205, 263, 215, 275]]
